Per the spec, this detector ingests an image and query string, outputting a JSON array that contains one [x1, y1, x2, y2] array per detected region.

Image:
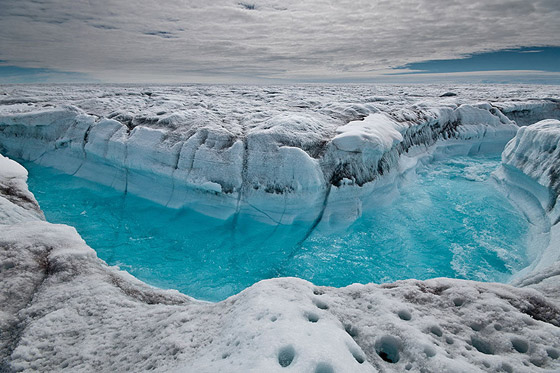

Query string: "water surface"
[[25, 154, 529, 301]]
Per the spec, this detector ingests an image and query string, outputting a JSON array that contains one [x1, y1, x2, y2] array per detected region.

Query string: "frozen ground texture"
[[0, 84, 560, 372]]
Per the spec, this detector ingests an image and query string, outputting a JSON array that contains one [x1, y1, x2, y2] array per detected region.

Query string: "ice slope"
[[494, 119, 560, 298], [2, 84, 558, 224], [1, 152, 559, 372], [0, 154, 43, 224]]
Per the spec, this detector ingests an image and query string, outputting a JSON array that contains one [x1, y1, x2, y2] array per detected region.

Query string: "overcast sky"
[[1, 0, 559, 83]]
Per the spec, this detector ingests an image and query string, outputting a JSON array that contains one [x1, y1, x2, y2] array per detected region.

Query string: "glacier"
[[2, 84, 557, 223], [1, 84, 560, 372]]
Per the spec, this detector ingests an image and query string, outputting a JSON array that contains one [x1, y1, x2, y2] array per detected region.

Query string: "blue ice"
[[25, 154, 529, 302]]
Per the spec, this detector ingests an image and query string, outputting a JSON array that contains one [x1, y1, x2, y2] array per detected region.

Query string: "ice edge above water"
[[3, 86, 558, 227]]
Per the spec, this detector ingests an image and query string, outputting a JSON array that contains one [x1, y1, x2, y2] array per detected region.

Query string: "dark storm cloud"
[[0, 0, 559, 82]]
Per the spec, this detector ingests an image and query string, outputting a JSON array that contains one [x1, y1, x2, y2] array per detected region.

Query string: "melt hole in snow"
[[453, 297, 465, 307], [314, 362, 335, 373], [305, 312, 319, 323], [470, 323, 484, 331], [397, 309, 412, 321], [278, 345, 295, 367], [429, 325, 443, 337], [314, 299, 329, 310], [511, 338, 529, 353], [547, 348, 560, 359], [375, 335, 402, 363], [424, 345, 436, 358], [471, 336, 494, 355], [348, 345, 365, 364], [530, 357, 545, 367], [344, 323, 359, 338], [502, 363, 514, 373]]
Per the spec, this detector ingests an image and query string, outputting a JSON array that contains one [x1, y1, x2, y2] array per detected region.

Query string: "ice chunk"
[[332, 113, 404, 156]]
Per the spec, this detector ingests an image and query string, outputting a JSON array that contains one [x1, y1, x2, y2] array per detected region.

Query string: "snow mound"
[[494, 120, 560, 291], [1, 208, 559, 372], [333, 113, 404, 155], [0, 154, 44, 223]]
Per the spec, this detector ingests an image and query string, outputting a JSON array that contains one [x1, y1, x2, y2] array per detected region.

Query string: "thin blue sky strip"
[[0, 65, 94, 83], [394, 47, 560, 74]]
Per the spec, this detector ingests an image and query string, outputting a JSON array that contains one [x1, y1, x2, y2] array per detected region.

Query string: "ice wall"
[[502, 119, 560, 206], [0, 98, 527, 223], [495, 101, 560, 127], [494, 120, 560, 295], [3, 84, 560, 225]]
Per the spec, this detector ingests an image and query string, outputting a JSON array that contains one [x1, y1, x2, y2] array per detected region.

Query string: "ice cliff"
[[495, 119, 560, 298], [1, 85, 560, 372]]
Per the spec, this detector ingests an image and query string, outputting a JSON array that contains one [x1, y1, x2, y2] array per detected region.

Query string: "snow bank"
[[332, 113, 404, 155], [0, 153, 43, 224], [494, 120, 560, 290], [502, 119, 560, 203]]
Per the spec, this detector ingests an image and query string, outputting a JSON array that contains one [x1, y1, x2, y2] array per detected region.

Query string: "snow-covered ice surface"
[[495, 119, 560, 299], [0, 155, 43, 225], [1, 84, 560, 372], [0, 84, 558, 223]]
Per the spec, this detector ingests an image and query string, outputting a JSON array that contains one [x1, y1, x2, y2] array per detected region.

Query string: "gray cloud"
[[0, 0, 559, 82]]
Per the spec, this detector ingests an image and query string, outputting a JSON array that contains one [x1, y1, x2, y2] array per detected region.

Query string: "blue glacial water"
[[24, 154, 529, 302]]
